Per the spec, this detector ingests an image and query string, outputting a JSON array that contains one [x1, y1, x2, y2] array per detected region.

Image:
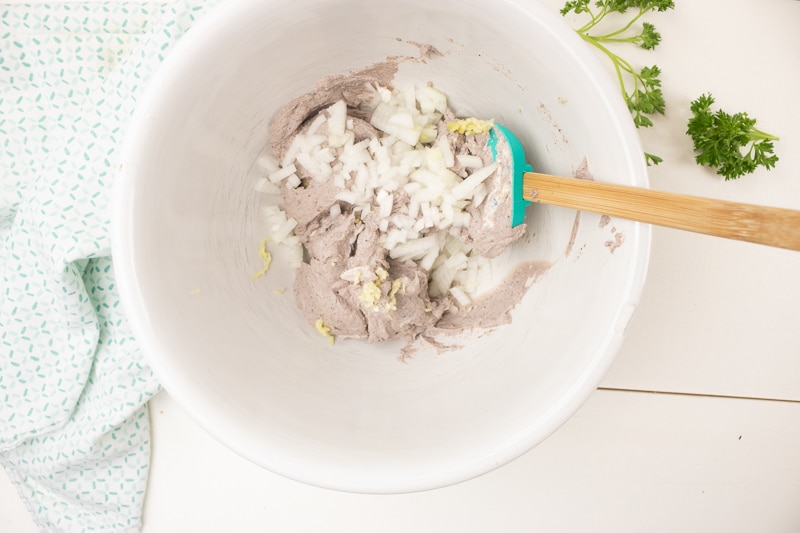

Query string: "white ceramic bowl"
[[113, 0, 650, 493]]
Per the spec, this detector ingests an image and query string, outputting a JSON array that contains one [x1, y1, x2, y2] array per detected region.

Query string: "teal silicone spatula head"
[[487, 123, 800, 251], [489, 124, 532, 227]]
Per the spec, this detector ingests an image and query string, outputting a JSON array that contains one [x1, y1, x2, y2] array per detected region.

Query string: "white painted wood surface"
[[598, 0, 800, 402]]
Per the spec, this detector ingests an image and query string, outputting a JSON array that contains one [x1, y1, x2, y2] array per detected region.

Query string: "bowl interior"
[[115, 0, 649, 492]]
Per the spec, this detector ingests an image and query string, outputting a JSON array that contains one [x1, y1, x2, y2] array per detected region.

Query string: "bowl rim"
[[111, 0, 652, 494]]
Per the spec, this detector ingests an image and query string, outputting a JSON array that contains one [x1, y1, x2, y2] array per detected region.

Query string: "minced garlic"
[[252, 238, 273, 279], [446, 117, 495, 135], [385, 279, 404, 311], [315, 317, 335, 344], [359, 280, 383, 308]]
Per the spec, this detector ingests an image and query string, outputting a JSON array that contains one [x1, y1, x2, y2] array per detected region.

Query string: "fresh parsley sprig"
[[687, 93, 780, 181], [561, 0, 675, 165]]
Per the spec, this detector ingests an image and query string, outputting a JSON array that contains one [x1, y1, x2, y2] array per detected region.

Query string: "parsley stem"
[[749, 128, 780, 142], [576, 4, 608, 33], [578, 34, 638, 100], [593, 36, 641, 45], [596, 8, 646, 40]]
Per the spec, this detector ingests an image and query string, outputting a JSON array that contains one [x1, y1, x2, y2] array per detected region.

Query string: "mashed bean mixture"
[[255, 61, 550, 347]]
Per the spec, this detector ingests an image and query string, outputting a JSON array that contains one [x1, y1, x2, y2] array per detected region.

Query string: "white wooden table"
[[4, 0, 800, 531]]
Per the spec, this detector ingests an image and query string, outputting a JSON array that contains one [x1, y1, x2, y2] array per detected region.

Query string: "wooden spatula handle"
[[523, 172, 800, 251]]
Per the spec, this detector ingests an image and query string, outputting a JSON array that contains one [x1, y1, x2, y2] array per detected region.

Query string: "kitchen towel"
[[1, 1, 217, 530]]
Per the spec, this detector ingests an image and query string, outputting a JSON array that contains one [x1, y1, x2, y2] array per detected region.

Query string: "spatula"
[[491, 124, 800, 251]]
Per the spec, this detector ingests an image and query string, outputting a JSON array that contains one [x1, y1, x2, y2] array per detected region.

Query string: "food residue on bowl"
[[251, 238, 273, 280]]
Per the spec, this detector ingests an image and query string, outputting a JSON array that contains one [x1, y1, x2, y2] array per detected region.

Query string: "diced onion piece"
[[269, 163, 297, 184], [389, 110, 414, 130], [370, 102, 422, 146], [286, 242, 303, 268], [449, 286, 472, 307], [328, 130, 354, 149], [336, 189, 360, 205], [415, 85, 448, 114], [340, 266, 371, 283], [407, 199, 420, 220], [254, 177, 281, 195], [272, 217, 298, 243], [326, 100, 347, 136], [472, 183, 489, 208], [281, 135, 305, 167], [370, 102, 397, 133], [340, 139, 371, 167], [384, 228, 409, 251], [456, 154, 484, 169], [425, 146, 445, 171], [306, 114, 327, 135], [391, 213, 415, 230], [388, 235, 438, 261], [257, 154, 280, 173], [400, 88, 416, 111], [456, 257, 480, 295], [376, 85, 392, 102], [296, 152, 332, 182], [378, 194, 394, 219], [436, 137, 455, 169], [451, 162, 498, 201], [314, 147, 336, 164], [444, 234, 469, 256], [285, 174, 302, 189], [409, 184, 441, 204], [419, 246, 439, 271], [304, 134, 327, 150], [419, 126, 437, 144], [429, 253, 468, 298]]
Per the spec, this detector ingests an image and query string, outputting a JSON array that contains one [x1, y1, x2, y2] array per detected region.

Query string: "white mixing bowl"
[[113, 0, 650, 493]]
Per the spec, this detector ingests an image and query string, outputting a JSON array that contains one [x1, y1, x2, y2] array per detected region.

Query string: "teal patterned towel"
[[1, 1, 217, 530]]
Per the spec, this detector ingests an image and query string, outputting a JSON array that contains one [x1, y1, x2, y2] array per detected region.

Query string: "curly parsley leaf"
[[645, 152, 663, 166], [687, 93, 780, 181], [561, 0, 675, 165]]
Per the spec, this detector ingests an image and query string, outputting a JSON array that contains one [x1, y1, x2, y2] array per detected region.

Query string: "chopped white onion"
[[449, 286, 472, 307], [415, 85, 448, 114], [306, 114, 327, 135], [456, 154, 484, 169], [269, 163, 297, 184], [451, 162, 498, 201], [436, 138, 455, 169], [389, 235, 438, 262], [257, 153, 280, 173], [272, 217, 298, 243], [285, 174, 301, 189], [254, 177, 280, 195], [259, 83, 505, 303], [378, 195, 394, 219], [326, 100, 347, 136]]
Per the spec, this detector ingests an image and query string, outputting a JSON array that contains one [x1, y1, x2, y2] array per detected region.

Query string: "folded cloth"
[[1, 1, 218, 530]]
